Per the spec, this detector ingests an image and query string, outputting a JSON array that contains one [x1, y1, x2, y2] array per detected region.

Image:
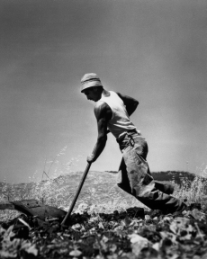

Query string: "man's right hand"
[[87, 153, 96, 163]]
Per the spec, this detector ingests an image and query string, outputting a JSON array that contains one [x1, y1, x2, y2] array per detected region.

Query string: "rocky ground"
[[1, 205, 207, 259], [1, 170, 207, 258]]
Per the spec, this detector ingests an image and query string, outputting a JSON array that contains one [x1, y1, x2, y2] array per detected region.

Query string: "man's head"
[[81, 73, 103, 102]]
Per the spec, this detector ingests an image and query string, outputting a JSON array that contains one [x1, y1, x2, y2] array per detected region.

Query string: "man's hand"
[[87, 153, 96, 163]]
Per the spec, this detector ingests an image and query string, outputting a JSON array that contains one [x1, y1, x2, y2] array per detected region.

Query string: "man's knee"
[[117, 182, 132, 194]]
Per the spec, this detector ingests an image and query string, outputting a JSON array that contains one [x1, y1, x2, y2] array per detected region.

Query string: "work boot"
[[155, 181, 174, 195]]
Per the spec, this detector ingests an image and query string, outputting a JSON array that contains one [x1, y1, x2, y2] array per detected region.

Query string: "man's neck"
[[102, 89, 110, 97]]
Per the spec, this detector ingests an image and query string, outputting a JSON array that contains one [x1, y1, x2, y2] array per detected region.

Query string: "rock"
[[145, 215, 152, 223], [69, 249, 82, 257], [170, 217, 196, 240], [129, 233, 152, 256], [163, 215, 173, 223]]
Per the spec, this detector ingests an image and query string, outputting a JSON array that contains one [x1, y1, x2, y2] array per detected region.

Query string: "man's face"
[[83, 88, 100, 102]]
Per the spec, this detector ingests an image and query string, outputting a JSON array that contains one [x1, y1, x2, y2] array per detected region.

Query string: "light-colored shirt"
[[95, 91, 137, 139]]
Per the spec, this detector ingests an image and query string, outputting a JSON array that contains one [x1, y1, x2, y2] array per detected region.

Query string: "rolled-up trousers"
[[117, 132, 186, 214]]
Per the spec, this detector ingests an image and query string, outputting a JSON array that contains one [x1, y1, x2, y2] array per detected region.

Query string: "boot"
[[155, 181, 174, 195]]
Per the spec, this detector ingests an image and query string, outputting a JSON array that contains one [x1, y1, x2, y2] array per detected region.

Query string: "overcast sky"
[[0, 0, 207, 183]]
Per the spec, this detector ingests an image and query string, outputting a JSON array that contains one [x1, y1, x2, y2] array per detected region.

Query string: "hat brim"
[[81, 81, 103, 93]]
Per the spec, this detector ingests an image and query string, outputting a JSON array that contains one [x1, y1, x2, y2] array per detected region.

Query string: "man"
[[80, 73, 190, 215]]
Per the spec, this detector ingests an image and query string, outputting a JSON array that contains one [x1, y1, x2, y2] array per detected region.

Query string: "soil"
[[1, 206, 207, 259]]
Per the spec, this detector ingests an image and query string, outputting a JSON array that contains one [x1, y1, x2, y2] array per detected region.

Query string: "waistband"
[[116, 129, 140, 143], [117, 129, 142, 150]]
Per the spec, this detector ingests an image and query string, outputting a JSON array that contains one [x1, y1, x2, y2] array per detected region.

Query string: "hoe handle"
[[61, 162, 91, 225]]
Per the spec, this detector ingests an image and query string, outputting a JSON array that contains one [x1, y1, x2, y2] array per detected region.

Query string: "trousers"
[[117, 131, 186, 214]]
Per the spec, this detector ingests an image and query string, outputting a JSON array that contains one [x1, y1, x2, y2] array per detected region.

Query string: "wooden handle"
[[61, 162, 91, 225]]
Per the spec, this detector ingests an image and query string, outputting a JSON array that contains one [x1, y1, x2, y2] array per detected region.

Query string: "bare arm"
[[87, 102, 112, 163], [117, 92, 139, 116]]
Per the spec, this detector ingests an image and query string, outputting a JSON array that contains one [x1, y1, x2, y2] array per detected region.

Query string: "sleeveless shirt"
[[95, 91, 137, 139]]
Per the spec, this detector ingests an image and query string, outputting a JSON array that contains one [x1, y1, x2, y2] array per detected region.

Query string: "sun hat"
[[80, 73, 103, 93]]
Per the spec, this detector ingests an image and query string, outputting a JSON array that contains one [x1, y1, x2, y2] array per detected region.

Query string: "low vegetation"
[[1, 167, 207, 258]]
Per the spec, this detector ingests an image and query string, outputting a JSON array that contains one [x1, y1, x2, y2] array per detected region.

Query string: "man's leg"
[[117, 158, 174, 195], [122, 143, 187, 214], [117, 157, 131, 194]]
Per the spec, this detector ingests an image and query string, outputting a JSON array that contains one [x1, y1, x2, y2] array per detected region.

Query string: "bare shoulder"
[[94, 101, 112, 121]]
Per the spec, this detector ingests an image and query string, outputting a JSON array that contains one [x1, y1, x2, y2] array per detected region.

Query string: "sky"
[[0, 0, 207, 183]]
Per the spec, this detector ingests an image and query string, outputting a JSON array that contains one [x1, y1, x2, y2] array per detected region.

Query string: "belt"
[[116, 129, 140, 145]]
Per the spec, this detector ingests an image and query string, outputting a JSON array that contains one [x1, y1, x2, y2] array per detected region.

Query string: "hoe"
[[0, 161, 177, 226]]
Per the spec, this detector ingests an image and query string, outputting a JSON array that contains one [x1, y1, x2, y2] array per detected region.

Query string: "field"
[[1, 170, 207, 259]]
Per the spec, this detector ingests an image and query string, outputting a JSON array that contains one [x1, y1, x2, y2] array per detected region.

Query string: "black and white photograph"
[[0, 0, 207, 258]]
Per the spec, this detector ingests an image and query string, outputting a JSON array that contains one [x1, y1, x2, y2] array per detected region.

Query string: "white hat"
[[80, 73, 103, 93]]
